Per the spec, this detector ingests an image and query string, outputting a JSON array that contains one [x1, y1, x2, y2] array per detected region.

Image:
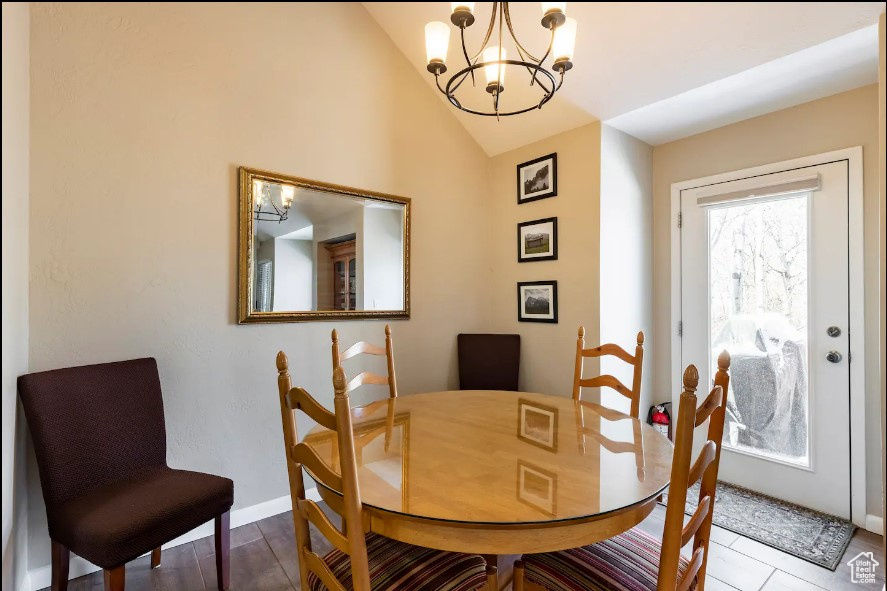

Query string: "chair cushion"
[[308, 532, 487, 591], [522, 528, 695, 591], [53, 467, 233, 568]]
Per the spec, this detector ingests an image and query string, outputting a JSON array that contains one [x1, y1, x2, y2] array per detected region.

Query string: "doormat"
[[662, 481, 855, 570]]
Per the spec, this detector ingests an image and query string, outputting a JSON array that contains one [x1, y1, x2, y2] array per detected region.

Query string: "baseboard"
[[26, 488, 318, 591], [17, 571, 32, 591], [864, 513, 884, 535]]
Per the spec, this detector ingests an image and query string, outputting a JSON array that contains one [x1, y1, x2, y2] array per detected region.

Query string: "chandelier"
[[253, 179, 294, 223], [424, 2, 577, 117]]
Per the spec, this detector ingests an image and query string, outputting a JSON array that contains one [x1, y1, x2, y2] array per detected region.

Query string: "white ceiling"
[[362, 2, 885, 154]]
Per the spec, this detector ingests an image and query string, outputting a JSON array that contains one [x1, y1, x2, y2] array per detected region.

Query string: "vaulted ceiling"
[[363, 2, 884, 154]]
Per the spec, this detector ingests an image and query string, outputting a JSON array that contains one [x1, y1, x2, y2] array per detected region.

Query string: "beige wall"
[[488, 123, 602, 396], [2, 3, 30, 590], [600, 125, 653, 416], [878, 11, 885, 542], [27, 1, 491, 573], [651, 84, 883, 519]]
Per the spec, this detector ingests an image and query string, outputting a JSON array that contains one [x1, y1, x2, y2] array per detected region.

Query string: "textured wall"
[[599, 125, 653, 415], [651, 85, 883, 518], [28, 2, 492, 571], [487, 123, 602, 396], [878, 11, 885, 542], [2, 3, 31, 589]]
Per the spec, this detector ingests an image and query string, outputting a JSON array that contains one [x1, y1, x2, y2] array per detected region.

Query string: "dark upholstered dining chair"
[[18, 358, 234, 591], [457, 334, 521, 391]]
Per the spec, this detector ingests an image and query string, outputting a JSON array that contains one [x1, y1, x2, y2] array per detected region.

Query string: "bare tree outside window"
[[708, 194, 810, 465]]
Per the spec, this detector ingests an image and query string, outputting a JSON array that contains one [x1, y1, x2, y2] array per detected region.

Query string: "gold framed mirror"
[[238, 167, 411, 323]]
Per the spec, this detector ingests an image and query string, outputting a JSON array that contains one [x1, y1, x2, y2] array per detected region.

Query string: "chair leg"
[[482, 555, 498, 590], [150, 547, 161, 569], [215, 511, 231, 590], [512, 560, 525, 591], [51, 540, 70, 591], [103, 566, 125, 591], [485, 565, 498, 591]]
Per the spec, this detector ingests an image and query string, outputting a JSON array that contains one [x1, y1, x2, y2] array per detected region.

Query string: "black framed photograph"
[[517, 217, 558, 262], [517, 280, 558, 323], [517, 153, 557, 204]]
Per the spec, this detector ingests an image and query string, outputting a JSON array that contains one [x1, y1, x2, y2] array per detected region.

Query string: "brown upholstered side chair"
[[457, 333, 520, 391], [572, 326, 645, 418], [18, 358, 233, 591], [275, 352, 496, 591], [331, 325, 398, 399], [514, 352, 731, 591]]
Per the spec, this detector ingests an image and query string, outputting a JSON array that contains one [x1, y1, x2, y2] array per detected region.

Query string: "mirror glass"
[[239, 168, 410, 323]]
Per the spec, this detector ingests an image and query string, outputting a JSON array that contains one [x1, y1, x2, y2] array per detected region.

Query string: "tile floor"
[[48, 504, 884, 591]]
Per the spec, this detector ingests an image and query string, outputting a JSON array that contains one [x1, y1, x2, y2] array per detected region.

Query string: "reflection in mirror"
[[239, 168, 410, 323]]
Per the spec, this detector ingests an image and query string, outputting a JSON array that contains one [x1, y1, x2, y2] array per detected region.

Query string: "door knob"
[[826, 351, 842, 364]]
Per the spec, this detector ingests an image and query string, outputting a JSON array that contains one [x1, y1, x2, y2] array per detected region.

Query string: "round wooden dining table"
[[303, 390, 673, 556]]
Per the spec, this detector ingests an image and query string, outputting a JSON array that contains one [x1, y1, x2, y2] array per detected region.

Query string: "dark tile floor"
[[48, 504, 884, 591]]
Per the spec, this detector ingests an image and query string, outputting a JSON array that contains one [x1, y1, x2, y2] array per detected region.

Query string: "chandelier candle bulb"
[[451, 1, 475, 12], [483, 46, 506, 93], [280, 185, 295, 208], [450, 2, 476, 27], [540, 2, 567, 28], [425, 21, 450, 73], [541, 2, 566, 14], [253, 180, 264, 204], [552, 17, 577, 71]]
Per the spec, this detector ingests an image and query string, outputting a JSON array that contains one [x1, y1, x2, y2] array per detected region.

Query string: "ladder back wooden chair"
[[276, 352, 496, 591], [332, 325, 398, 399], [572, 326, 645, 418], [515, 352, 731, 591]]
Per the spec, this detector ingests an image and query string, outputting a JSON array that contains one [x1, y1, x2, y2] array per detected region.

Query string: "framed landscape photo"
[[517, 217, 558, 262], [517, 280, 558, 323], [517, 153, 557, 203]]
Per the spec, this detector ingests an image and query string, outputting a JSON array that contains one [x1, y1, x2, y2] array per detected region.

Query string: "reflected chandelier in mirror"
[[238, 167, 411, 323]]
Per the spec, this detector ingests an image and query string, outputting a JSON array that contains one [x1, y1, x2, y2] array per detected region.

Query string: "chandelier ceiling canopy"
[[424, 2, 577, 118]]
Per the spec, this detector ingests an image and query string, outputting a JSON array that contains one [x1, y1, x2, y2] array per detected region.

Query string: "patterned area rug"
[[662, 481, 855, 570]]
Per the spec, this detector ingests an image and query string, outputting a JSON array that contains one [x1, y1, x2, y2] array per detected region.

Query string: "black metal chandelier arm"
[[503, 3, 544, 64], [435, 73, 464, 109], [458, 26, 476, 86], [442, 60, 558, 117], [518, 24, 556, 88], [537, 25, 556, 69], [449, 64, 475, 94], [462, 1, 498, 65]]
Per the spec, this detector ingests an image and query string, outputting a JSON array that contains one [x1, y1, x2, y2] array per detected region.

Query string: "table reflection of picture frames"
[[516, 460, 558, 516], [517, 398, 559, 452]]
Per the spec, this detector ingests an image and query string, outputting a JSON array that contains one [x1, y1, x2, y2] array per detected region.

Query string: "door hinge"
[[678, 320, 683, 338], [677, 212, 682, 229]]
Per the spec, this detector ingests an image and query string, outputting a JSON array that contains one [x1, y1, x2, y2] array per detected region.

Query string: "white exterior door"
[[679, 158, 852, 519]]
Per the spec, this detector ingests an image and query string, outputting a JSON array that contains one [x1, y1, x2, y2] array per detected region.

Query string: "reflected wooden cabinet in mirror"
[[237, 167, 411, 323]]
